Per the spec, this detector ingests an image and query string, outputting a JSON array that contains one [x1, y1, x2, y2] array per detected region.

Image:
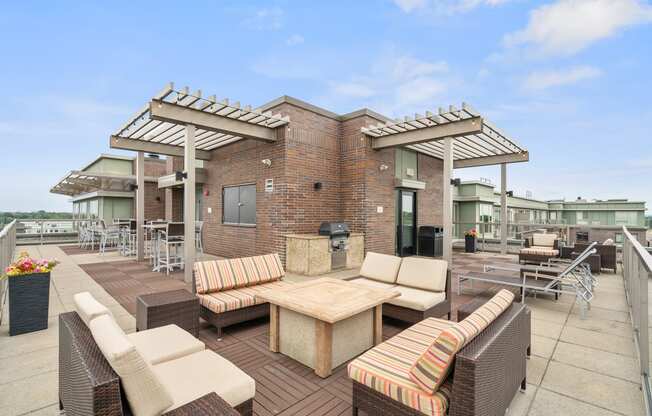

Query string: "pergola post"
[[135, 152, 145, 261], [500, 163, 508, 254], [183, 124, 196, 283], [442, 138, 453, 262]]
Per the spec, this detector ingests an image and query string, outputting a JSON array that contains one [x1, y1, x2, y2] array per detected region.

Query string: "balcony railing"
[[622, 225, 652, 415], [0, 220, 17, 324], [3, 218, 87, 246], [452, 221, 571, 253]]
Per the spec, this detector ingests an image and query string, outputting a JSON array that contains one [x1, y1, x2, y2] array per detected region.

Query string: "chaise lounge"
[[519, 233, 560, 264], [192, 253, 293, 337], [349, 252, 451, 323], [59, 292, 255, 415], [348, 289, 530, 416]]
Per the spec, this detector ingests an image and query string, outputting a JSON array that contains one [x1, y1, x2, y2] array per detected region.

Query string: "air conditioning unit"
[[405, 168, 415, 177]]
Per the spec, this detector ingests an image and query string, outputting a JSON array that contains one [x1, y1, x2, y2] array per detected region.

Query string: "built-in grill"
[[319, 222, 351, 270]]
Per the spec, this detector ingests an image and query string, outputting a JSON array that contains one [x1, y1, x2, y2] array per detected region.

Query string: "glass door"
[[396, 189, 417, 256]]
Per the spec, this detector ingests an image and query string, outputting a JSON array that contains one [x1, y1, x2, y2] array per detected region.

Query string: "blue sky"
[[1, 0, 650, 212]]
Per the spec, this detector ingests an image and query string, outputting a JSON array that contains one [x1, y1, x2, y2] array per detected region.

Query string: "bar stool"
[[195, 221, 204, 254], [157, 222, 185, 275]]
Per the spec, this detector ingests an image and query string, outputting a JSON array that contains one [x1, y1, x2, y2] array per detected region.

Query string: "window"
[[615, 211, 637, 226], [223, 184, 256, 226], [615, 233, 624, 244]]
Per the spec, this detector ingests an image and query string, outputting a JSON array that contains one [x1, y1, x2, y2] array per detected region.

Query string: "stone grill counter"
[[285, 233, 364, 276]]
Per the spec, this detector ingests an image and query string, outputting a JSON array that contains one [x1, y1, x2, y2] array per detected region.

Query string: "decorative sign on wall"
[[265, 179, 274, 193]]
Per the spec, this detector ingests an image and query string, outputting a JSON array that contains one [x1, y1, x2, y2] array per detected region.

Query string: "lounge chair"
[[59, 292, 254, 415], [518, 233, 560, 264], [459, 247, 598, 317], [572, 241, 617, 272]]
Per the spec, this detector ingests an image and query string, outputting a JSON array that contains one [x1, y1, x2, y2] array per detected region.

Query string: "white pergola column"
[[136, 152, 145, 261], [442, 138, 454, 262], [500, 163, 508, 254], [183, 124, 196, 283]]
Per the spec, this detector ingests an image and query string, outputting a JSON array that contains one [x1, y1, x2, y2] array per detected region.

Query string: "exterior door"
[[396, 189, 417, 256]]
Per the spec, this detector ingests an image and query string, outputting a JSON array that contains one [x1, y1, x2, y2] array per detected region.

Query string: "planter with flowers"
[[3, 252, 59, 336], [464, 229, 477, 253]]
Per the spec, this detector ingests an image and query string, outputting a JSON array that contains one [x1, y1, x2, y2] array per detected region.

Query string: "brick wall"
[[143, 182, 165, 220]]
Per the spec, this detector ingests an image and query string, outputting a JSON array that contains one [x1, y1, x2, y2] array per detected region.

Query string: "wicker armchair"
[[58, 312, 252, 416], [351, 302, 531, 416], [573, 242, 617, 272], [519, 234, 560, 264]]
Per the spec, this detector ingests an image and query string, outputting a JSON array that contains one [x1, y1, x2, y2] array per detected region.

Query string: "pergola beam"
[[371, 117, 482, 150], [150, 99, 277, 143], [110, 135, 212, 160], [453, 151, 529, 169]]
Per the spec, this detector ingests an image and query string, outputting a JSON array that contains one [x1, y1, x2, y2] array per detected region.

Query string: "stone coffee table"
[[257, 277, 399, 378]]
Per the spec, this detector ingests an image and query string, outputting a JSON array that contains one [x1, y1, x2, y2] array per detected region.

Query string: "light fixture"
[[379, 163, 389, 171], [175, 171, 188, 181], [261, 159, 272, 167]]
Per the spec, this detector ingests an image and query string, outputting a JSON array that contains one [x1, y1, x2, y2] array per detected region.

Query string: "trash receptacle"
[[418, 226, 443, 257]]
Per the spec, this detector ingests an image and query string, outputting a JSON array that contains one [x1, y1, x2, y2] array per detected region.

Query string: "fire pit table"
[[257, 277, 399, 378]]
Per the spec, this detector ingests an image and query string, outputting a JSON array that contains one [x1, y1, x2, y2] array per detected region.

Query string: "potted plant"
[[2, 252, 59, 336], [464, 229, 477, 253]]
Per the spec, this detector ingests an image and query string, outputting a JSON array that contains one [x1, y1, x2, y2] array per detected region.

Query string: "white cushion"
[[359, 252, 402, 284], [387, 286, 446, 312], [89, 315, 173, 416], [73, 292, 112, 326], [603, 238, 614, 245], [396, 257, 448, 292], [349, 278, 397, 290], [154, 350, 256, 410], [127, 325, 205, 365], [532, 233, 557, 248]]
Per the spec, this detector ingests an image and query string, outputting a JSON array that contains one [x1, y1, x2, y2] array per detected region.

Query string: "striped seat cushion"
[[197, 280, 294, 314], [348, 318, 455, 415], [408, 289, 515, 393], [520, 247, 559, 257], [193, 253, 285, 294]]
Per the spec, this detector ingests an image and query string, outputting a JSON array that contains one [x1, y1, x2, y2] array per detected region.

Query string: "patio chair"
[[158, 222, 185, 275], [518, 232, 560, 264], [59, 292, 254, 415], [460, 247, 598, 317], [195, 221, 204, 254], [98, 220, 120, 255], [573, 241, 617, 272]]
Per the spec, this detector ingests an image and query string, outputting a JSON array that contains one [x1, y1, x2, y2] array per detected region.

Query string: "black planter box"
[[465, 235, 476, 253], [8, 272, 51, 336]]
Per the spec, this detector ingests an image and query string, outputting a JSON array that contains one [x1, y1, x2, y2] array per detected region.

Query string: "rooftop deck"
[[0, 246, 645, 416]]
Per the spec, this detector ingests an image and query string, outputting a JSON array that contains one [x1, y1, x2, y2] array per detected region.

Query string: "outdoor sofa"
[[192, 253, 293, 337], [59, 292, 254, 416], [348, 289, 530, 416], [518, 233, 560, 264], [349, 252, 451, 323]]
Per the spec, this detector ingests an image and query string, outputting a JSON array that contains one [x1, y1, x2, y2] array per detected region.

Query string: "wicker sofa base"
[[200, 303, 270, 338], [353, 381, 424, 416], [518, 253, 557, 265], [383, 300, 451, 324]]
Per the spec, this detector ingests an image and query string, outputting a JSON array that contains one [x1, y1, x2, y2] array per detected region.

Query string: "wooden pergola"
[[361, 103, 529, 260], [110, 83, 290, 282]]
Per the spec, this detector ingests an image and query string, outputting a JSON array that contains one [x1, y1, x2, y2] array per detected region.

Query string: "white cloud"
[[505, 0, 652, 56], [242, 7, 284, 31], [393, 0, 428, 12], [330, 81, 377, 98], [393, 0, 511, 14], [523, 66, 602, 90], [323, 51, 452, 115], [285, 34, 304, 46]]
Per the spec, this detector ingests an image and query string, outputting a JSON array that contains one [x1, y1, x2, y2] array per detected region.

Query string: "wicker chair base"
[[353, 381, 423, 416], [518, 253, 556, 265], [383, 301, 451, 324], [200, 303, 270, 338]]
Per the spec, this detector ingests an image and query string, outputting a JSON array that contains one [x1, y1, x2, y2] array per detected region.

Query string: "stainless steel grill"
[[318, 222, 350, 270]]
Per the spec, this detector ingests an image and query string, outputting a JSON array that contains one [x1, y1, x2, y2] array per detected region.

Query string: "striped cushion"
[[193, 253, 285, 294], [408, 289, 515, 393], [197, 280, 294, 314], [520, 247, 559, 257], [348, 318, 455, 415]]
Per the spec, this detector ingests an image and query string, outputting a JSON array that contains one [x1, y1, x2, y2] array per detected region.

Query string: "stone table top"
[[257, 277, 399, 324]]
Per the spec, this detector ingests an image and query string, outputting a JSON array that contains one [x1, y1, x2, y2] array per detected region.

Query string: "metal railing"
[[622, 225, 652, 415], [0, 218, 87, 246], [452, 221, 570, 253], [0, 220, 17, 324]]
